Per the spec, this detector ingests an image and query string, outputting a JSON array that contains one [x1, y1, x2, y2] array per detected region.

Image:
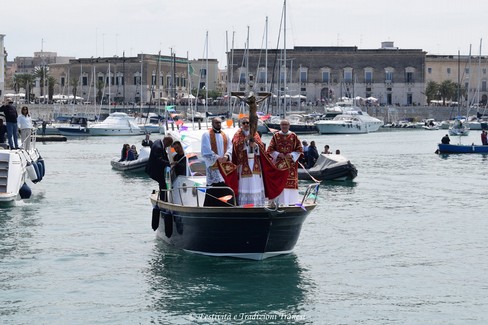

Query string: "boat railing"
[[300, 183, 320, 205], [158, 180, 319, 208], [160, 184, 238, 207]]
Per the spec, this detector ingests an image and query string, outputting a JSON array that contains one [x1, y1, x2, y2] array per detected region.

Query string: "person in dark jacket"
[[0, 98, 19, 149], [141, 133, 153, 147], [0, 119, 7, 146], [307, 140, 319, 168], [441, 134, 450, 144], [145, 136, 173, 200]]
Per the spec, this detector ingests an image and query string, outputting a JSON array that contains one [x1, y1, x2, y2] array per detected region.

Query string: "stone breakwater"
[[21, 104, 466, 123]]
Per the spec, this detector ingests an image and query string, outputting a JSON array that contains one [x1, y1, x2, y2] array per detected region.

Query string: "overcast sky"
[[3, 0, 487, 68]]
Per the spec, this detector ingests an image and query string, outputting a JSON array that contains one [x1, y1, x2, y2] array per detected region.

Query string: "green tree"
[[13, 73, 36, 102], [70, 77, 79, 102], [425, 81, 439, 105], [96, 80, 104, 104], [47, 76, 57, 101], [439, 80, 457, 105], [35, 66, 49, 99]]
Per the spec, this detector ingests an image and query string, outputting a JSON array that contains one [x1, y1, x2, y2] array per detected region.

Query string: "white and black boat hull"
[[151, 200, 315, 260]]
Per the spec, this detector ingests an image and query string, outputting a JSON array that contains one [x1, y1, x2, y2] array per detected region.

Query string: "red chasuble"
[[266, 131, 303, 190]]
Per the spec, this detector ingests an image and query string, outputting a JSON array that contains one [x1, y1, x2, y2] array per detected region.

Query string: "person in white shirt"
[[17, 106, 33, 150]]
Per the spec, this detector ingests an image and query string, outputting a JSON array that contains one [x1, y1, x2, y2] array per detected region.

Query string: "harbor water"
[[1, 129, 488, 324]]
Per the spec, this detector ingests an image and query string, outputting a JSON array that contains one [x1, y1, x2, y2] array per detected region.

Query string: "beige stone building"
[[227, 42, 426, 110], [46, 54, 220, 105], [425, 54, 488, 106]]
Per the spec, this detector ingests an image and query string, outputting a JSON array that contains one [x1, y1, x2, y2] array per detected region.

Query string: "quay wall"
[[14, 104, 467, 123]]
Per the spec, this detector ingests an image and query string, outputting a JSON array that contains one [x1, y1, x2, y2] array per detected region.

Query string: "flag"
[[179, 126, 188, 132], [166, 105, 176, 112], [175, 119, 184, 126], [243, 203, 254, 208], [295, 203, 307, 211]]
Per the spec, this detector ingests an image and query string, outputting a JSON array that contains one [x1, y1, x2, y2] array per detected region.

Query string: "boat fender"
[[37, 156, 46, 177], [36, 161, 44, 182], [26, 161, 39, 183], [163, 211, 173, 238], [31, 160, 41, 183], [19, 182, 32, 199], [152, 207, 160, 231]]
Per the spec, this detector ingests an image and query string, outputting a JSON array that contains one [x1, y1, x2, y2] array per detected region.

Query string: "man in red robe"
[[266, 119, 303, 205]]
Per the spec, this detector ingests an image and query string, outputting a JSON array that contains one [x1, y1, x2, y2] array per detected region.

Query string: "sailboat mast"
[[283, 0, 287, 118]]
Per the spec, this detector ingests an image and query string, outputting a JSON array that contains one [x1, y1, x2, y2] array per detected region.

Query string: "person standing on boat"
[[441, 134, 450, 144], [266, 119, 303, 206], [481, 130, 488, 145], [0, 98, 19, 149], [231, 117, 266, 206], [17, 106, 33, 150], [322, 144, 332, 154], [201, 117, 235, 206], [145, 136, 173, 200], [170, 141, 187, 179]]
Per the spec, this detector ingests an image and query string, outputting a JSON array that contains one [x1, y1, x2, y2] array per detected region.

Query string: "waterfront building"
[[425, 54, 488, 106], [227, 42, 426, 109]]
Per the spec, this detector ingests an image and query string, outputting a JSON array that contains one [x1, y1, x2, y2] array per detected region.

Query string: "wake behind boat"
[[150, 175, 319, 260]]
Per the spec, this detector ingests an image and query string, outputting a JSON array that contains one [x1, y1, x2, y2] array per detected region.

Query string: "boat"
[[149, 174, 319, 260], [110, 146, 151, 172], [0, 133, 46, 203], [88, 112, 143, 136], [421, 119, 440, 130], [448, 117, 470, 136], [298, 153, 358, 181], [265, 114, 318, 134], [315, 108, 383, 134], [57, 116, 90, 136], [437, 143, 488, 154]]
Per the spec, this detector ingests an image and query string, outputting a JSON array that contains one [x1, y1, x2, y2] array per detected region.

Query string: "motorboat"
[[421, 119, 440, 130], [88, 112, 143, 136], [315, 109, 383, 134], [57, 116, 90, 136], [298, 154, 358, 181], [110, 146, 150, 172], [437, 143, 488, 154], [448, 117, 470, 136], [149, 175, 319, 260], [265, 114, 318, 134], [0, 133, 46, 203]]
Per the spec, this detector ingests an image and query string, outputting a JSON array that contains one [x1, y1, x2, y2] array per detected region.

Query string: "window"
[[61, 77, 65, 87], [280, 70, 286, 83], [299, 71, 307, 83], [482, 80, 487, 92], [200, 68, 207, 78], [465, 68, 470, 74], [239, 72, 246, 83], [258, 70, 266, 83], [322, 71, 330, 83], [82, 76, 88, 86], [406, 72, 414, 83], [365, 71, 373, 83], [427, 68, 432, 74], [344, 69, 353, 83], [447, 68, 451, 74]]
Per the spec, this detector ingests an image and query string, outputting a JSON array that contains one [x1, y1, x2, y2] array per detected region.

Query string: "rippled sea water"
[[1, 129, 487, 324]]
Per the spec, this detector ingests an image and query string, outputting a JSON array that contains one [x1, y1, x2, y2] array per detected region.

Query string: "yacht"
[[315, 109, 383, 134], [88, 112, 143, 136]]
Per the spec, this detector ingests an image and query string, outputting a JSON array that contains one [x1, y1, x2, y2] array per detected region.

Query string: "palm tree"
[[70, 77, 79, 103], [13, 73, 36, 102], [47, 76, 56, 101], [35, 66, 49, 100], [439, 80, 457, 106], [425, 81, 440, 105]]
